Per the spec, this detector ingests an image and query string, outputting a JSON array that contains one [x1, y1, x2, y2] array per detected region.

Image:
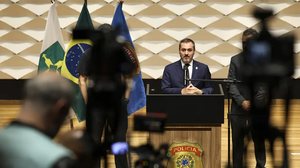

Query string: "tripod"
[[188, 78, 242, 168]]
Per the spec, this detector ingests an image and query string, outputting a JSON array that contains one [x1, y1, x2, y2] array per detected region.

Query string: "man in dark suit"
[[228, 28, 266, 168], [161, 38, 213, 95]]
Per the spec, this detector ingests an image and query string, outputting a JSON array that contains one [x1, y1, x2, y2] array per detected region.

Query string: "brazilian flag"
[[61, 0, 93, 121]]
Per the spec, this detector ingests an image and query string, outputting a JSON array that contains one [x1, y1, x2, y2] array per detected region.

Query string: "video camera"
[[72, 25, 137, 167], [242, 8, 295, 80], [132, 114, 168, 168], [73, 27, 135, 82], [239, 7, 295, 168], [73, 26, 169, 167]]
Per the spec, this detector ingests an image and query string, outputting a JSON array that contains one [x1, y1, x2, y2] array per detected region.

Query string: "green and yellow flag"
[[38, 2, 64, 73], [61, 0, 93, 121]]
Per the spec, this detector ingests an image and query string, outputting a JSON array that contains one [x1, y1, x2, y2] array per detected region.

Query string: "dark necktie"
[[184, 64, 190, 86]]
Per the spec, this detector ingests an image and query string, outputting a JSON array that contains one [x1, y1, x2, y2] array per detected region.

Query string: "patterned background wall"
[[0, 0, 300, 79]]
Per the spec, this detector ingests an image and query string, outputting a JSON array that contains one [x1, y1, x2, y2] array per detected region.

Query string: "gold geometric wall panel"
[[0, 0, 300, 79]]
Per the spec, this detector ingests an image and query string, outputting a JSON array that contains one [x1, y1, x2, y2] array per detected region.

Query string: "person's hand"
[[241, 100, 251, 111], [186, 84, 203, 95], [181, 84, 203, 95]]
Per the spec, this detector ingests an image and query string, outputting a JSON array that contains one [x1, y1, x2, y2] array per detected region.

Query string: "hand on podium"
[[181, 84, 203, 95]]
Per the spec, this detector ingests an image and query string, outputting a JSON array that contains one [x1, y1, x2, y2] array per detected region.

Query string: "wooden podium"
[[146, 84, 224, 168]]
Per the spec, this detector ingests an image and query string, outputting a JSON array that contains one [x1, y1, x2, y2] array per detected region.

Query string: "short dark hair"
[[179, 38, 195, 50], [97, 23, 113, 33], [242, 28, 258, 38]]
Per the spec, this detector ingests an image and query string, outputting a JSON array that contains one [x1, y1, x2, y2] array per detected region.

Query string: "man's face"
[[179, 42, 195, 64]]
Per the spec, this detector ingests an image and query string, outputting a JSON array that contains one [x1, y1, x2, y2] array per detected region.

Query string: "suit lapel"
[[192, 62, 201, 85], [175, 61, 184, 86]]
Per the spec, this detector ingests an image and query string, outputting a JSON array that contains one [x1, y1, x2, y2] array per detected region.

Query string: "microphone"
[[184, 67, 187, 86], [187, 78, 243, 83], [223, 79, 243, 83], [183, 64, 190, 86], [186, 71, 190, 86]]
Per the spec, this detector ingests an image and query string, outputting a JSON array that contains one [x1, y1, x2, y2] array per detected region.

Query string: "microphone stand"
[[184, 65, 189, 87], [188, 78, 242, 168]]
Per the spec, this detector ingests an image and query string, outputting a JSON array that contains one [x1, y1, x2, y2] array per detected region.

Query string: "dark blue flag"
[[112, 2, 146, 115]]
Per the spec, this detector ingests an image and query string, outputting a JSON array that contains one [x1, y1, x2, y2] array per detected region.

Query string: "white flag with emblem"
[[38, 2, 65, 72]]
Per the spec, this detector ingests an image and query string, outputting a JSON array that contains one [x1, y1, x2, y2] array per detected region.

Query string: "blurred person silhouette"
[[161, 38, 213, 95], [56, 129, 98, 168], [228, 28, 266, 168], [78, 23, 113, 104], [0, 72, 76, 168], [77, 23, 140, 168]]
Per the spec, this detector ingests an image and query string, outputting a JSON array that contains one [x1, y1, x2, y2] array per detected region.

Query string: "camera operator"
[[77, 23, 140, 168], [239, 8, 295, 168], [0, 72, 76, 168], [228, 28, 266, 168]]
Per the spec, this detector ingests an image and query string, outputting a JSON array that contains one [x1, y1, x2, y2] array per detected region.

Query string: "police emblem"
[[167, 142, 203, 168], [176, 154, 195, 167]]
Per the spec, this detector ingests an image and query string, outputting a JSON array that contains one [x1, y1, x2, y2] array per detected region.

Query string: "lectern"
[[146, 84, 224, 168]]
